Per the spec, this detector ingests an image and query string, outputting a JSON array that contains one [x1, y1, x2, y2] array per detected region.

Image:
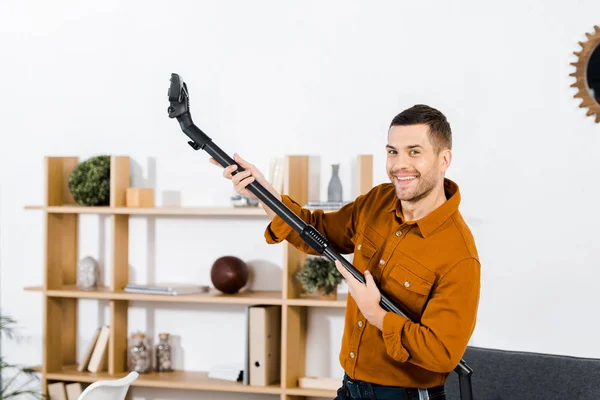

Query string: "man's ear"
[[440, 149, 452, 173]]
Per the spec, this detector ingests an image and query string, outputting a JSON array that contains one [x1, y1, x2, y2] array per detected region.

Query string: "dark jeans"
[[334, 374, 447, 400]]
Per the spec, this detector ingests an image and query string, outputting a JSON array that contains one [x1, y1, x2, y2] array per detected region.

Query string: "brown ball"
[[210, 256, 249, 294]]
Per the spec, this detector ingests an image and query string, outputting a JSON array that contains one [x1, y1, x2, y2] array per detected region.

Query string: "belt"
[[342, 374, 446, 400]]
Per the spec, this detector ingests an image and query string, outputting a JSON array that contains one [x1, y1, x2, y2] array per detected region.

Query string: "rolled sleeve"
[[263, 194, 357, 255], [382, 312, 411, 363]]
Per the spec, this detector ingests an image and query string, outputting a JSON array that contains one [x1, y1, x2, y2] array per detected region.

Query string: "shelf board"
[[24, 286, 282, 305], [41, 365, 281, 394], [286, 293, 348, 308], [24, 205, 268, 217], [24, 286, 349, 308], [285, 386, 338, 397]]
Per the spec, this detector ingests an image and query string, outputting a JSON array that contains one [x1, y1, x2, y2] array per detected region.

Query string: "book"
[[87, 325, 110, 373], [124, 283, 209, 295], [65, 383, 83, 400], [77, 327, 102, 372], [47, 382, 66, 400]]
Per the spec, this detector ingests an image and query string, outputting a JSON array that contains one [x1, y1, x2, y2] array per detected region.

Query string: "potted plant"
[[295, 257, 343, 300], [68, 155, 111, 206], [1, 313, 43, 399]]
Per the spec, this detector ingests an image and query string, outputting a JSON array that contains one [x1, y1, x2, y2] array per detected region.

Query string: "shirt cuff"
[[264, 194, 298, 244], [382, 312, 411, 363]]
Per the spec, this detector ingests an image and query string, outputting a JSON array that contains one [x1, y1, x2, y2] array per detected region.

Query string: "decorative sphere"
[[68, 155, 111, 206], [210, 256, 249, 294]]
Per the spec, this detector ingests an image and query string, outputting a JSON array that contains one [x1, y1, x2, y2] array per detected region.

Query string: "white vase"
[[327, 164, 343, 202]]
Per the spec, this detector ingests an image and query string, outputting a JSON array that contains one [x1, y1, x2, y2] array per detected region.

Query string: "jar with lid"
[[127, 332, 152, 373], [155, 333, 173, 372]]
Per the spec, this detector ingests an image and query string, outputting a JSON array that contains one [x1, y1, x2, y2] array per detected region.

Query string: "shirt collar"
[[387, 178, 461, 238]]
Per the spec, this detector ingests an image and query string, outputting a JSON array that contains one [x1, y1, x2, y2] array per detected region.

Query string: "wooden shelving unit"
[[25, 154, 373, 399], [24, 205, 269, 216]]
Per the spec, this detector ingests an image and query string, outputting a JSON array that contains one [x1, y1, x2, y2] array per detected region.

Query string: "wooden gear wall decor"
[[570, 25, 600, 123]]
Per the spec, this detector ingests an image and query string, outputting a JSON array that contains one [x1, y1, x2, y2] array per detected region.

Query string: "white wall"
[[2, 0, 600, 398]]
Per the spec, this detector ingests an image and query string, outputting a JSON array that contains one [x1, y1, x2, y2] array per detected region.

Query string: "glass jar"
[[127, 332, 152, 373], [155, 333, 173, 372]]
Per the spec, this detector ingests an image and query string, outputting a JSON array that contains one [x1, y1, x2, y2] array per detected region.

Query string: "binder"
[[248, 305, 281, 386], [243, 305, 250, 385]]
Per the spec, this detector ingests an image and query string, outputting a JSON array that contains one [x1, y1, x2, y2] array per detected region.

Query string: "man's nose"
[[394, 153, 411, 169]]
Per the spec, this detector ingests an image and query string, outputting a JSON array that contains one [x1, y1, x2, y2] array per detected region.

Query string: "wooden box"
[[126, 188, 154, 207]]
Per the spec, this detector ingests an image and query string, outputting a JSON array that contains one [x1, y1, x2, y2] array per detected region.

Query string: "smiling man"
[[212, 104, 480, 400]]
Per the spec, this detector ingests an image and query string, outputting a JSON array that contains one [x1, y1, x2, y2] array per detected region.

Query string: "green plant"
[[295, 257, 343, 295], [68, 155, 111, 206], [1, 313, 43, 399]]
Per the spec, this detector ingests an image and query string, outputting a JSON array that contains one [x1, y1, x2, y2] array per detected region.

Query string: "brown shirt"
[[264, 178, 480, 388]]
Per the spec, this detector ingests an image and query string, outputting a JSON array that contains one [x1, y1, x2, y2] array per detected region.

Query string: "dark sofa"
[[443, 346, 600, 400]]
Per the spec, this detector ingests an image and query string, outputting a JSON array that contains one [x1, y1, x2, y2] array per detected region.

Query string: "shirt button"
[[357, 244, 362, 250], [396, 230, 402, 236], [350, 352, 355, 358], [358, 321, 363, 328], [404, 281, 411, 288], [379, 259, 385, 265]]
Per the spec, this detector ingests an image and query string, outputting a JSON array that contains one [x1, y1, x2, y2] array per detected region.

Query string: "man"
[[211, 104, 480, 400]]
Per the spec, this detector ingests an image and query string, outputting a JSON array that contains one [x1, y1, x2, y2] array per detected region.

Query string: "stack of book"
[[124, 283, 209, 295], [208, 363, 244, 382], [304, 201, 351, 210]]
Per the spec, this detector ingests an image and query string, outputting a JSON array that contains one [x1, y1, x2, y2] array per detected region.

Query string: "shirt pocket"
[[385, 254, 436, 320], [352, 226, 384, 272]]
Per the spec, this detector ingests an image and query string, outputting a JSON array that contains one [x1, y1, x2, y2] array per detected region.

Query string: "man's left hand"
[[335, 260, 387, 330]]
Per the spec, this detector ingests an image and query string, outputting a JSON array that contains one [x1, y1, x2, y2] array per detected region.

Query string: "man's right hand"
[[209, 153, 282, 218]]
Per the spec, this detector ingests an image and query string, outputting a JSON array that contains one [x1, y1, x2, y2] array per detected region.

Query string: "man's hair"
[[389, 104, 452, 153]]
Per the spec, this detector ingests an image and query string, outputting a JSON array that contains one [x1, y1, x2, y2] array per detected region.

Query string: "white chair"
[[77, 371, 139, 400]]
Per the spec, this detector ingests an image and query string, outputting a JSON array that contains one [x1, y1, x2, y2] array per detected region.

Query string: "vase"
[[317, 286, 337, 300], [327, 164, 343, 202]]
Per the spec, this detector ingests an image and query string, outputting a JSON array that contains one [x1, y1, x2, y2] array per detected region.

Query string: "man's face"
[[386, 124, 451, 203]]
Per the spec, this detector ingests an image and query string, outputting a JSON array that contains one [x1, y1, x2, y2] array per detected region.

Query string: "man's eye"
[[410, 150, 420, 156], [387, 149, 397, 155]]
